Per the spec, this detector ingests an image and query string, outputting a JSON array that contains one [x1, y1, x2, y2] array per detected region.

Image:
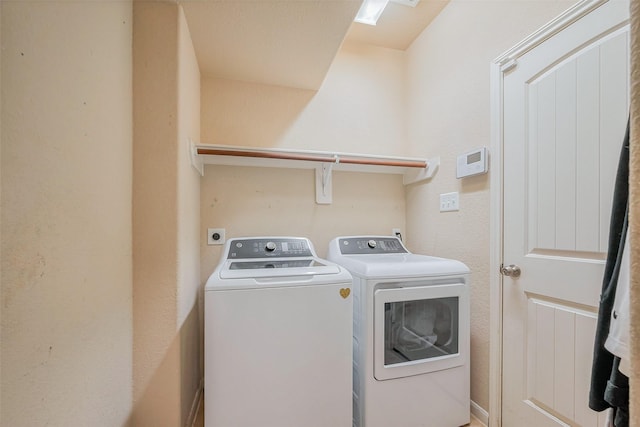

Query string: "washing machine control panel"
[[338, 237, 408, 254], [227, 238, 314, 259]]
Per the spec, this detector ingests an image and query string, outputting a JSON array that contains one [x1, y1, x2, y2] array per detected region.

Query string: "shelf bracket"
[[315, 161, 335, 204], [190, 139, 204, 176], [403, 157, 439, 185]]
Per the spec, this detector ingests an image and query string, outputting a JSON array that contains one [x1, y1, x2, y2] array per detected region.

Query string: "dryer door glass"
[[374, 282, 467, 380], [384, 297, 459, 366]]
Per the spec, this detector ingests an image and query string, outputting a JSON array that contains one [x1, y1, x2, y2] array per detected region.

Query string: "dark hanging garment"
[[589, 118, 630, 426]]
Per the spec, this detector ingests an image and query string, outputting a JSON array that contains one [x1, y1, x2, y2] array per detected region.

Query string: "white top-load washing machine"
[[327, 236, 470, 427], [205, 237, 353, 427]]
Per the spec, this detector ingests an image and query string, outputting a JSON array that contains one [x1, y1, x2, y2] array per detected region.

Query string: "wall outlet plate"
[[392, 228, 403, 241], [207, 228, 226, 245]]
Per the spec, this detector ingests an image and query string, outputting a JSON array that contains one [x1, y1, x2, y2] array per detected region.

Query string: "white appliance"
[[205, 237, 353, 427], [327, 236, 470, 427]]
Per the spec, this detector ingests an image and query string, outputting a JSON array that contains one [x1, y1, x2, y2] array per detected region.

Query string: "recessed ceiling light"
[[354, 0, 390, 26], [354, 0, 421, 26], [390, 0, 420, 7]]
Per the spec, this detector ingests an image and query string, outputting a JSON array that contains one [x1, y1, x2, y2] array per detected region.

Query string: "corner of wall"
[[133, 2, 203, 426], [132, 1, 181, 425], [177, 4, 203, 426]]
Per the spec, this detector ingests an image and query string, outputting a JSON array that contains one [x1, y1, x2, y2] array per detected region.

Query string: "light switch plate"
[[440, 192, 459, 212]]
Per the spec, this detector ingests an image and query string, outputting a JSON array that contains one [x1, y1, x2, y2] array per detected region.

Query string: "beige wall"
[[405, 0, 576, 413], [177, 4, 203, 423], [201, 41, 407, 156], [200, 42, 408, 275], [1, 2, 133, 426], [133, 3, 179, 424], [133, 3, 201, 426], [1, 3, 3, 406], [200, 167, 406, 276]]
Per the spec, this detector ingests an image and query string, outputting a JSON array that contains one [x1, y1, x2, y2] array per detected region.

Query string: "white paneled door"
[[500, 1, 629, 425]]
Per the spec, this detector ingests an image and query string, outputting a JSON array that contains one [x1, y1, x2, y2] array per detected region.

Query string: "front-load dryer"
[[327, 236, 470, 427], [205, 237, 353, 427]]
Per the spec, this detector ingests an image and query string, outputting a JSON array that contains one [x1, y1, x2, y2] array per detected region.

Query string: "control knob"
[[265, 242, 277, 252], [367, 239, 377, 249]]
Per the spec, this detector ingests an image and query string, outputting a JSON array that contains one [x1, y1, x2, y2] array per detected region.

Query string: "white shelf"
[[190, 142, 439, 204]]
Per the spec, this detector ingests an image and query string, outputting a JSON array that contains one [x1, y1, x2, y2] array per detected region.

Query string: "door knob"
[[501, 264, 521, 278]]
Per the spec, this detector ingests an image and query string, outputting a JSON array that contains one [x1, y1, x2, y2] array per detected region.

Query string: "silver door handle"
[[501, 264, 521, 278]]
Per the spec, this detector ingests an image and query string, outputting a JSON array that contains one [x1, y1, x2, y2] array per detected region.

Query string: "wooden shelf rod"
[[190, 142, 439, 204], [195, 147, 429, 169]]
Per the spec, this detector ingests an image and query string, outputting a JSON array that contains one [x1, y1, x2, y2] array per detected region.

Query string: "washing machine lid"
[[218, 257, 341, 279]]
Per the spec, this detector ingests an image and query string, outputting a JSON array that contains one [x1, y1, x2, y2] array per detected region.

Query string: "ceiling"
[[346, 0, 448, 50], [180, 0, 448, 90]]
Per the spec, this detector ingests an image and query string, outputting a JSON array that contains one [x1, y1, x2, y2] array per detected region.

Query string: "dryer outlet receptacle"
[[207, 228, 226, 245]]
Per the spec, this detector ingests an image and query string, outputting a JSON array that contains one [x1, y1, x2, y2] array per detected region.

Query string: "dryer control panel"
[[338, 237, 408, 255]]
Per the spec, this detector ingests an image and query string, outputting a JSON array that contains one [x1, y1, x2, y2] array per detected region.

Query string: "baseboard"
[[187, 378, 204, 427], [470, 400, 489, 426]]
